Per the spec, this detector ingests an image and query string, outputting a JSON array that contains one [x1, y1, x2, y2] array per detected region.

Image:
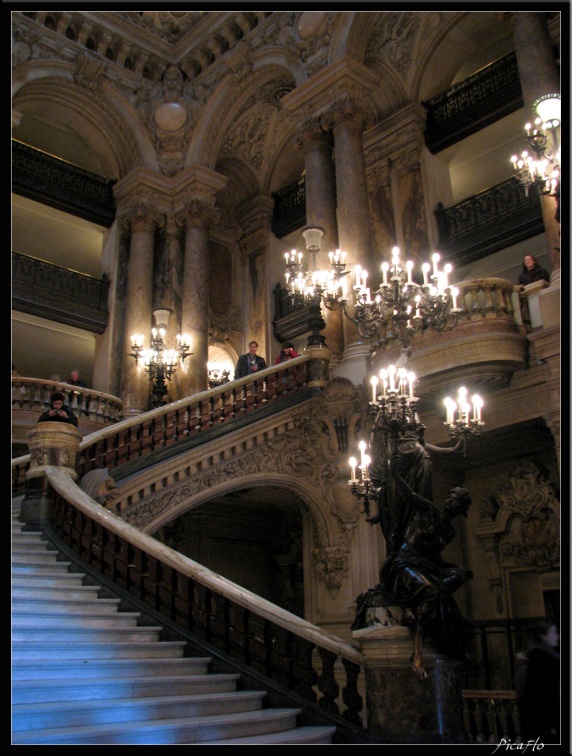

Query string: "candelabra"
[[208, 362, 232, 388], [284, 228, 461, 352], [347, 364, 483, 511], [129, 309, 193, 407], [511, 93, 560, 222]]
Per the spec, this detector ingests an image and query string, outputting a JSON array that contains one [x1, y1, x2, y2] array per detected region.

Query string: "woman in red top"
[[274, 341, 299, 364]]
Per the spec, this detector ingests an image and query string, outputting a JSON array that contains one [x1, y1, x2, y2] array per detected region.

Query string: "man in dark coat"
[[234, 341, 267, 379]]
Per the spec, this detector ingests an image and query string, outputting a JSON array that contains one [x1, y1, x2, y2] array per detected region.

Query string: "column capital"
[[118, 193, 166, 233], [178, 199, 219, 229], [320, 99, 370, 136], [293, 118, 332, 153]]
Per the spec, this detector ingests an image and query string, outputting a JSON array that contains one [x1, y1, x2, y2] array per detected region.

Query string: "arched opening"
[[156, 486, 306, 618]]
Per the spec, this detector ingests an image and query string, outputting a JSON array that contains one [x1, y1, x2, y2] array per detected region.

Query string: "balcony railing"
[[12, 251, 110, 333], [423, 52, 523, 153], [435, 178, 544, 267], [12, 140, 116, 227]]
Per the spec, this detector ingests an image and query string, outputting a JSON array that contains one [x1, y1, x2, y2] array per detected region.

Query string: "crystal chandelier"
[[347, 364, 484, 504], [129, 309, 193, 407], [283, 228, 461, 351], [511, 93, 560, 221]]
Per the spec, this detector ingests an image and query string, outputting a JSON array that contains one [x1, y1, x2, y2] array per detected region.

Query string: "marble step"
[[12, 656, 212, 681], [12, 640, 187, 660], [208, 725, 337, 744], [12, 550, 63, 564], [12, 585, 103, 600], [12, 597, 121, 613], [12, 573, 87, 588], [12, 561, 74, 573], [12, 672, 241, 703], [11, 611, 142, 628], [12, 625, 163, 642], [12, 690, 267, 729], [11, 707, 303, 745]]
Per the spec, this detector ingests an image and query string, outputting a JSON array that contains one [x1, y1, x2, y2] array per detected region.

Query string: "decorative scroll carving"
[[209, 304, 241, 344], [80, 468, 118, 507]]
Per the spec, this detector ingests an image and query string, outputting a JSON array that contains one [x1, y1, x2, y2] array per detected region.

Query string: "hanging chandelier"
[[347, 364, 484, 504], [129, 309, 193, 407], [284, 227, 461, 351], [511, 93, 560, 221]]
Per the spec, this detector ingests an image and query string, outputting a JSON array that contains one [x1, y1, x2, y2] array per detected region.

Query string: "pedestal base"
[[353, 625, 465, 743]]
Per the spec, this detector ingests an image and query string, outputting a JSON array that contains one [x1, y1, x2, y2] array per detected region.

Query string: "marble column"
[[179, 200, 213, 397], [294, 119, 343, 364], [120, 200, 165, 416], [322, 101, 374, 374], [508, 11, 560, 282], [236, 196, 274, 364]]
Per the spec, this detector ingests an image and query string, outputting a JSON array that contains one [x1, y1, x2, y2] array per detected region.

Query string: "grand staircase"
[[11, 500, 336, 745]]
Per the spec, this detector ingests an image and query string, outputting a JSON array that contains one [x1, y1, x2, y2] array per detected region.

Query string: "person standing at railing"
[[66, 368, 87, 388], [274, 341, 299, 364], [234, 341, 267, 379], [517, 254, 550, 287], [37, 391, 78, 427]]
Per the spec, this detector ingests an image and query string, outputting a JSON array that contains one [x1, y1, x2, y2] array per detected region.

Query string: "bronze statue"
[[353, 441, 473, 679]]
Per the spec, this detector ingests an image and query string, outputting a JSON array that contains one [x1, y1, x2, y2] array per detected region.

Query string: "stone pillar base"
[[22, 422, 83, 526], [353, 624, 465, 743]]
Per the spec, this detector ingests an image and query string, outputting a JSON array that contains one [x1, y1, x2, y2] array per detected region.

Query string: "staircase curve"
[[12, 356, 373, 744]]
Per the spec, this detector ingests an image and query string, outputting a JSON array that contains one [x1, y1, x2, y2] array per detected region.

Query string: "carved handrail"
[[12, 357, 312, 495], [46, 466, 365, 728]]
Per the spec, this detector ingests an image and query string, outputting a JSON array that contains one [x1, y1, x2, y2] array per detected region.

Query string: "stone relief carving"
[[313, 546, 350, 599], [72, 50, 106, 90], [365, 12, 421, 77], [475, 460, 560, 598]]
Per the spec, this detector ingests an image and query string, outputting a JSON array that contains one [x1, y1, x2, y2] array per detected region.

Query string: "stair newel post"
[[20, 421, 83, 526]]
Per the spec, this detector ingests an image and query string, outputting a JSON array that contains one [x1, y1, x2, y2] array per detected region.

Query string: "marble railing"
[[462, 690, 521, 744], [46, 467, 366, 732], [12, 378, 123, 455], [12, 357, 313, 495]]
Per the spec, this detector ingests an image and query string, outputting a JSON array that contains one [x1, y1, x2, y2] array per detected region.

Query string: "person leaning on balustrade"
[[37, 391, 78, 427], [517, 254, 550, 287]]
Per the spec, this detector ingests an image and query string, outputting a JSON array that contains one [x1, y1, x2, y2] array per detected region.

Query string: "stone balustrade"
[[12, 377, 123, 456]]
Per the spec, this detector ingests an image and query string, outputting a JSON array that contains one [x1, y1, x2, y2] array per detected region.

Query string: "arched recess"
[[184, 63, 298, 172], [154, 484, 309, 618], [12, 73, 158, 178], [214, 155, 261, 213]]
